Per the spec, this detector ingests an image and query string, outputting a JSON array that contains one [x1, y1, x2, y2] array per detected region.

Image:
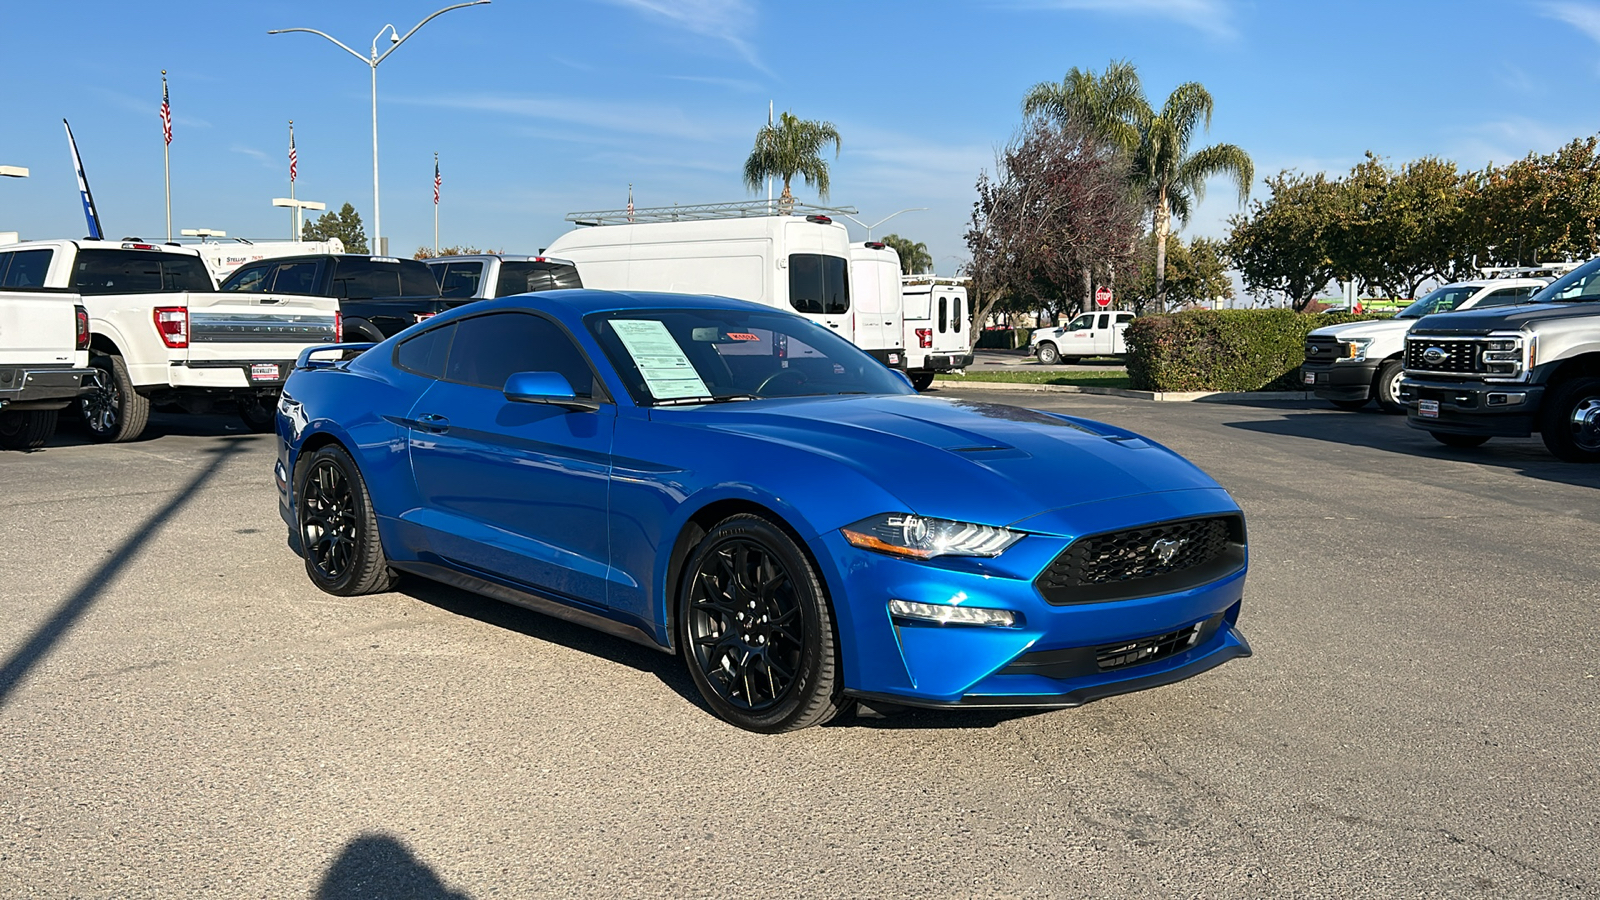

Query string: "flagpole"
[[162, 71, 171, 242], [433, 152, 439, 255], [289, 121, 298, 240]]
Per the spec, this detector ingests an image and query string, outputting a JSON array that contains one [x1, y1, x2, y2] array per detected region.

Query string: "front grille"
[[1096, 623, 1204, 671], [1405, 338, 1484, 375], [1303, 336, 1341, 365], [999, 614, 1225, 680], [1035, 515, 1245, 605]]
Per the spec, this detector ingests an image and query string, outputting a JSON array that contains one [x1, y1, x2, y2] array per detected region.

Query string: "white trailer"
[[545, 201, 904, 367], [900, 275, 973, 390]]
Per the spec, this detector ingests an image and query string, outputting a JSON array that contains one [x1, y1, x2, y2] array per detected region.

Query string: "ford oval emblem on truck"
[[1422, 346, 1448, 365]]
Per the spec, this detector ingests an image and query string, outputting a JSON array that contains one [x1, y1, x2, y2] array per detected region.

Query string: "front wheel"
[[1375, 360, 1406, 414], [1430, 431, 1490, 449], [1036, 342, 1060, 365], [1540, 376, 1600, 462], [0, 409, 59, 450], [294, 444, 400, 596], [909, 372, 934, 391], [81, 354, 149, 443], [678, 515, 845, 733]]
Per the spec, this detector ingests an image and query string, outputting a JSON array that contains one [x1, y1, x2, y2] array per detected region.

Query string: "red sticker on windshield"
[[726, 332, 760, 341]]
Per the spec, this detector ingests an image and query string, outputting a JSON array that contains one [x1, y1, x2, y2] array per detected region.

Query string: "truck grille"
[[1404, 338, 1484, 375], [1034, 515, 1245, 605], [1303, 335, 1341, 365]]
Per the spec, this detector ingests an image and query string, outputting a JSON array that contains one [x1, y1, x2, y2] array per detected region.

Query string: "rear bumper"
[[169, 359, 295, 390], [910, 352, 974, 373], [1398, 376, 1542, 436], [0, 365, 101, 409], [1302, 360, 1378, 401], [862, 348, 908, 370]]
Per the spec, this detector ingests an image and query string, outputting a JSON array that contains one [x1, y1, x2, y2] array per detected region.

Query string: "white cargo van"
[[901, 276, 973, 390], [545, 200, 870, 352], [846, 242, 905, 368]]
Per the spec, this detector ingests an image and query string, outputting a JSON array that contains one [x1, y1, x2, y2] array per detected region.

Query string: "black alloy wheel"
[[237, 395, 276, 433], [1540, 376, 1600, 462], [81, 354, 149, 443], [1430, 431, 1490, 449], [295, 445, 399, 596], [679, 515, 844, 733]]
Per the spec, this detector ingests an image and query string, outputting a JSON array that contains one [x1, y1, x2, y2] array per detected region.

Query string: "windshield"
[[587, 307, 914, 405], [1397, 286, 1480, 319], [1528, 257, 1600, 303]]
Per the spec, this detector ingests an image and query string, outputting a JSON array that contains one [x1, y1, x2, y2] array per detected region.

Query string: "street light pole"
[[269, 1, 489, 256], [840, 207, 927, 241]]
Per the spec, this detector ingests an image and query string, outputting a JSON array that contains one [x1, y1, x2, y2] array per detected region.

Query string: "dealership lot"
[[2, 391, 1597, 898]]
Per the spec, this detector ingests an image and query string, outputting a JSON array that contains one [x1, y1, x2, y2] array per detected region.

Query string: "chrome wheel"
[[1569, 397, 1600, 453], [301, 459, 358, 581], [685, 537, 805, 713], [1541, 377, 1600, 462]]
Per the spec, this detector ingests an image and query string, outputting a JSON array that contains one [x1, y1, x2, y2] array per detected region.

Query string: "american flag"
[[288, 124, 298, 183], [434, 156, 441, 205], [159, 74, 171, 146]]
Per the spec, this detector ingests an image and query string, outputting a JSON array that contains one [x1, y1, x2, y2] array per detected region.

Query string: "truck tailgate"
[[0, 290, 79, 367], [180, 291, 339, 387]]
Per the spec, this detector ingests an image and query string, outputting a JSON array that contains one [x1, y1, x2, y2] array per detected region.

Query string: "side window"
[[329, 260, 402, 299], [1117, 313, 1134, 324], [1474, 287, 1532, 309], [223, 263, 271, 292], [445, 312, 597, 397], [270, 260, 324, 295], [1097, 314, 1110, 329], [1068, 314, 1093, 330], [952, 296, 963, 333], [1, 249, 52, 289], [938, 295, 948, 332], [439, 262, 484, 298], [787, 253, 849, 315], [394, 322, 456, 379], [0, 253, 9, 285]]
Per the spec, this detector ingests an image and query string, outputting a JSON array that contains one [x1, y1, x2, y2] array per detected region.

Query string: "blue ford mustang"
[[275, 290, 1250, 732]]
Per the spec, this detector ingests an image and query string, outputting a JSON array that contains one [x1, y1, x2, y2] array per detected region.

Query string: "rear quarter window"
[[0, 249, 52, 289], [331, 259, 440, 299], [496, 261, 582, 296], [394, 322, 456, 379], [70, 250, 214, 294]]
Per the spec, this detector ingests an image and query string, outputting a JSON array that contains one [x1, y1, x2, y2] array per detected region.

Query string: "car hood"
[[1309, 319, 1410, 340], [660, 394, 1226, 531], [1411, 302, 1600, 334]]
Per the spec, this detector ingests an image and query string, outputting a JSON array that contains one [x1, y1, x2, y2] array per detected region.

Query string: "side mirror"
[[503, 371, 599, 412]]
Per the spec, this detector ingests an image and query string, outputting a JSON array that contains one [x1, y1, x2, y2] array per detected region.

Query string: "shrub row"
[[1124, 309, 1390, 392]]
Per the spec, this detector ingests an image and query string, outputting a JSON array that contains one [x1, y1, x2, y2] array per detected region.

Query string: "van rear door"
[[784, 222, 850, 336]]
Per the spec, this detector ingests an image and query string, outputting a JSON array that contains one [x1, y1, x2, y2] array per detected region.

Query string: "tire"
[[1375, 360, 1406, 414], [1036, 342, 1060, 365], [0, 409, 59, 450], [81, 354, 149, 443], [678, 514, 845, 733], [1330, 398, 1369, 411], [909, 372, 934, 391], [1430, 431, 1490, 449], [1539, 376, 1600, 463], [238, 395, 276, 433], [294, 444, 400, 596]]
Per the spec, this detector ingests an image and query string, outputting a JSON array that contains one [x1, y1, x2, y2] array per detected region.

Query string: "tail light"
[[75, 305, 90, 351], [864, 241, 885, 250], [916, 328, 932, 348], [154, 307, 189, 348], [334, 311, 343, 342], [806, 215, 832, 224]]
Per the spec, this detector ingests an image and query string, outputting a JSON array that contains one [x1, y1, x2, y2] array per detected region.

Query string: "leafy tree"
[[1022, 59, 1146, 155], [880, 233, 931, 274], [1327, 153, 1470, 298], [966, 119, 1142, 341], [1471, 136, 1600, 266], [413, 244, 502, 260], [742, 111, 842, 211], [302, 203, 368, 253], [1120, 233, 1235, 312], [1226, 171, 1341, 310]]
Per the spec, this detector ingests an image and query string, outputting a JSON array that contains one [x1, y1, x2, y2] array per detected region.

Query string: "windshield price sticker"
[[610, 319, 711, 400]]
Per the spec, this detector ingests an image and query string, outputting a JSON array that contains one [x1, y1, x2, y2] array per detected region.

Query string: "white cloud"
[[229, 145, 278, 172], [1538, 1, 1600, 43], [394, 93, 744, 144], [591, 0, 770, 73], [1014, 0, 1234, 38]]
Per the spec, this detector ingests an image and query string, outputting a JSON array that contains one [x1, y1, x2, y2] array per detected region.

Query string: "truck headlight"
[[1482, 333, 1531, 378], [1339, 338, 1373, 362], [842, 514, 1022, 559]]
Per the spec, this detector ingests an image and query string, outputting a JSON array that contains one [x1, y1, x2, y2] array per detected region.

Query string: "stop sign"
[[1094, 286, 1112, 308]]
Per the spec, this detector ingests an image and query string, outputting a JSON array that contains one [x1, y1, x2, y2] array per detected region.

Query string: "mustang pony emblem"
[[1151, 538, 1186, 565]]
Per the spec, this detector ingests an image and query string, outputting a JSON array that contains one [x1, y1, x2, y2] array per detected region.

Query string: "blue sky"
[[3, 1, 1599, 279]]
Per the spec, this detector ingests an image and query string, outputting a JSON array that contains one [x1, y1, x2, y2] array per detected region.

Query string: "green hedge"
[[1124, 309, 1391, 392], [975, 327, 1033, 350]]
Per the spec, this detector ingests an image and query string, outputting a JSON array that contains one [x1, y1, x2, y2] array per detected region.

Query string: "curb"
[[933, 379, 1316, 403]]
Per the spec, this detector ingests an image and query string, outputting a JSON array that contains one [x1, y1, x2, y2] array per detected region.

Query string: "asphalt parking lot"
[[3, 393, 1597, 898]]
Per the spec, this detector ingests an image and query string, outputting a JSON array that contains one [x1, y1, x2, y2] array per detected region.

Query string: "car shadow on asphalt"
[[35, 410, 261, 449], [314, 832, 472, 899], [1224, 407, 1600, 490]]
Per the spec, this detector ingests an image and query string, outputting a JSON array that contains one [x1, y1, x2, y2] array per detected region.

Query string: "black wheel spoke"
[[685, 534, 806, 713], [301, 459, 357, 580]]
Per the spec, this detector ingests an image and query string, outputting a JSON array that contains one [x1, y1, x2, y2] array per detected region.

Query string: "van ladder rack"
[[566, 199, 858, 226]]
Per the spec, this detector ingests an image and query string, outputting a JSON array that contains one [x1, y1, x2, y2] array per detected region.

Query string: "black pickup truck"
[[220, 254, 458, 340]]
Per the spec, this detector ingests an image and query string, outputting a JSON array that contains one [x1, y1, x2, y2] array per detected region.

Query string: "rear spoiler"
[[296, 342, 377, 371]]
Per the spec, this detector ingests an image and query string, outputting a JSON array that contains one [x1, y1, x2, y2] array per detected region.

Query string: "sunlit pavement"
[[2, 397, 1596, 898]]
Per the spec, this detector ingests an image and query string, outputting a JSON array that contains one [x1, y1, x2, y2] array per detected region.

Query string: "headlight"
[[1482, 333, 1530, 378], [1339, 338, 1373, 362], [841, 513, 1023, 559]]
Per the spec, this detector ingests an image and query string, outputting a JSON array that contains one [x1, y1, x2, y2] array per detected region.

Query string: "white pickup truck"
[[0, 239, 342, 441], [1028, 310, 1135, 364], [0, 246, 99, 449]]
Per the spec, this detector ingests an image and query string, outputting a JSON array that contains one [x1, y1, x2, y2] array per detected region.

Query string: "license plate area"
[[1303, 371, 1315, 384], [1419, 399, 1439, 418], [251, 363, 281, 382]]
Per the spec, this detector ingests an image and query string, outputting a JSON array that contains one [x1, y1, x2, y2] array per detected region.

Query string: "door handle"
[[826, 322, 840, 328], [416, 413, 450, 434]]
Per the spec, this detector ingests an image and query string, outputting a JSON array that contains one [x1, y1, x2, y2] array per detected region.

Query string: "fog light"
[[1486, 392, 1526, 407], [888, 599, 1018, 628]]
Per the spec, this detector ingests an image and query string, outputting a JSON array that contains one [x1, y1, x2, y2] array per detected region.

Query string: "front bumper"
[[1301, 360, 1378, 402], [0, 365, 101, 409], [1398, 375, 1542, 437], [817, 495, 1250, 708]]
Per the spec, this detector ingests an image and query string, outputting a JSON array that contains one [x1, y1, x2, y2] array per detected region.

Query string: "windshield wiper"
[[651, 394, 760, 407]]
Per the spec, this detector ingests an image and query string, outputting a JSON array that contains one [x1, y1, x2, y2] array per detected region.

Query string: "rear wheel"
[[678, 515, 845, 733], [1540, 376, 1600, 462], [0, 409, 59, 450], [1430, 431, 1490, 449], [909, 372, 934, 391], [1330, 398, 1369, 411], [1036, 342, 1060, 365], [81, 354, 149, 443], [1375, 360, 1406, 414], [294, 445, 400, 596]]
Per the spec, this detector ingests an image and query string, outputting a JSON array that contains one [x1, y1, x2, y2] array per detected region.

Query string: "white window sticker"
[[610, 319, 711, 400]]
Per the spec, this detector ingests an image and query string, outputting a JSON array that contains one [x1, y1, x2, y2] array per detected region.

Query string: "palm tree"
[[743, 111, 842, 212], [1132, 83, 1253, 307], [881, 233, 931, 274], [1022, 59, 1147, 156]]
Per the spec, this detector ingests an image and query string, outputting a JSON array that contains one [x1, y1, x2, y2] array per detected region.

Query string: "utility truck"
[[0, 238, 341, 441], [900, 275, 972, 390], [0, 245, 99, 449], [1028, 310, 1136, 365], [192, 238, 345, 280]]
